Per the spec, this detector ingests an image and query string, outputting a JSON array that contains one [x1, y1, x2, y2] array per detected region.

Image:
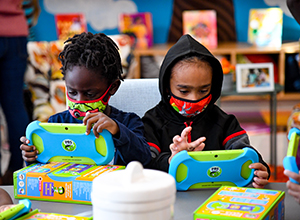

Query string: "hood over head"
[[159, 34, 223, 105]]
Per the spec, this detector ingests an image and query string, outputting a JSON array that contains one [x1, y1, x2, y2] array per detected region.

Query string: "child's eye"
[[200, 89, 209, 94], [180, 90, 189, 94], [86, 93, 96, 98], [68, 91, 77, 96]]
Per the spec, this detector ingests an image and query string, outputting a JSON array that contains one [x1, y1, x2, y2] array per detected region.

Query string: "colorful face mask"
[[169, 93, 212, 117], [67, 86, 111, 120]]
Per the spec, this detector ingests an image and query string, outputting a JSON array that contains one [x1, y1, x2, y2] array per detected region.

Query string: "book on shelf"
[[118, 12, 153, 49], [55, 13, 87, 41], [248, 8, 283, 47], [182, 10, 218, 49]]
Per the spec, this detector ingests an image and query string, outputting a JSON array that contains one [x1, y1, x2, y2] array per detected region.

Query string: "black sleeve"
[[142, 110, 170, 172], [223, 115, 271, 179]]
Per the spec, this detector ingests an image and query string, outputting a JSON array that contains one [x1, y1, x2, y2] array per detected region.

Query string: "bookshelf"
[[133, 41, 300, 101]]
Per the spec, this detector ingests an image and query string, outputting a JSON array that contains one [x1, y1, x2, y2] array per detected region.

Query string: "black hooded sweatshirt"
[[142, 34, 270, 177]]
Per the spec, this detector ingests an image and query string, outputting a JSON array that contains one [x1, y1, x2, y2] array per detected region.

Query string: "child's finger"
[[20, 136, 30, 144], [94, 122, 106, 138], [82, 112, 91, 124], [22, 156, 37, 163], [189, 137, 206, 151], [249, 162, 267, 171], [22, 149, 37, 158], [252, 177, 268, 188], [20, 144, 35, 152], [284, 169, 300, 182], [287, 179, 300, 192], [194, 143, 205, 151], [252, 181, 265, 189], [180, 127, 192, 139], [172, 135, 182, 145], [84, 117, 97, 135], [254, 170, 269, 179], [169, 143, 178, 152], [22, 152, 37, 162]]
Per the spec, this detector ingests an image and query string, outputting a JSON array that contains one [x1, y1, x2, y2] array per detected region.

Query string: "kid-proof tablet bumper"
[[168, 147, 259, 190], [283, 127, 300, 184], [26, 121, 114, 165]]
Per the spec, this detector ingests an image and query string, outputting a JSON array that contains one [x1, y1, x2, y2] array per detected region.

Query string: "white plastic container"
[[91, 161, 176, 220]]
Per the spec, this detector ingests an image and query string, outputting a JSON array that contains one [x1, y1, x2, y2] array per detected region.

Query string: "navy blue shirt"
[[48, 106, 151, 166]]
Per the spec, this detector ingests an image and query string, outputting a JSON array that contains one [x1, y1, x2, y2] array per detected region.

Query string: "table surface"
[[1, 183, 299, 219]]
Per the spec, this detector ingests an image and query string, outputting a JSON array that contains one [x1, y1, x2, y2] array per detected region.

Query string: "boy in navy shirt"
[[20, 32, 151, 166]]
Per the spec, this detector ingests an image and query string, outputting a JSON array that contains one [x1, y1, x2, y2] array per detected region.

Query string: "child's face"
[[65, 65, 109, 101], [170, 61, 212, 101]]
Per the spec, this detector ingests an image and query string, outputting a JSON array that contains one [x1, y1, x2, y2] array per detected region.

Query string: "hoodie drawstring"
[[184, 121, 193, 143]]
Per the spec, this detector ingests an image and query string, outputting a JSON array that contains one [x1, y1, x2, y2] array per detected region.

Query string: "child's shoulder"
[[48, 110, 80, 123], [110, 105, 141, 121]]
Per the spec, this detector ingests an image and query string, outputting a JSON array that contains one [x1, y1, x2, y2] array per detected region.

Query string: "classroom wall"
[[33, 0, 300, 43]]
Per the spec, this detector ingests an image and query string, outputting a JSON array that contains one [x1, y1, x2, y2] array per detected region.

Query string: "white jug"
[[91, 161, 176, 220]]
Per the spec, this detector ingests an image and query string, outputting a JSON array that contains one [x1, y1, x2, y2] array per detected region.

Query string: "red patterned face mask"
[[169, 93, 212, 117]]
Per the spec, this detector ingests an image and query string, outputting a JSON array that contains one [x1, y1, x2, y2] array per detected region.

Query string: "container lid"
[[92, 161, 176, 203]]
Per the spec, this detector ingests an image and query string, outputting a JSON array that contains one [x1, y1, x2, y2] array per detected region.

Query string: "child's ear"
[[166, 88, 170, 97], [109, 79, 121, 96]]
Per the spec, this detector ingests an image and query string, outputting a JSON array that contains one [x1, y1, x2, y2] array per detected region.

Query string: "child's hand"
[[19, 136, 38, 163], [249, 163, 269, 188], [168, 126, 206, 164], [284, 169, 300, 204], [83, 112, 120, 138]]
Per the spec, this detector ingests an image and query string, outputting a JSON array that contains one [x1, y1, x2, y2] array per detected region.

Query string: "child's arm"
[[169, 127, 206, 163], [222, 116, 271, 186], [249, 163, 269, 188], [84, 111, 151, 166], [224, 134, 270, 188], [19, 136, 38, 163], [284, 169, 300, 204]]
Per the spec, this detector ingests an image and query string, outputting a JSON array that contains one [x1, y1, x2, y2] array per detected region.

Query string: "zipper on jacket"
[[184, 121, 193, 143]]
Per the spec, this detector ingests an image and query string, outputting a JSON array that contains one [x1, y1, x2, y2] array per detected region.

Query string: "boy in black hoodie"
[[143, 34, 270, 188]]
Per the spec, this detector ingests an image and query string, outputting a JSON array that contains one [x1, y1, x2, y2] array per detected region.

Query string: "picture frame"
[[236, 63, 275, 93]]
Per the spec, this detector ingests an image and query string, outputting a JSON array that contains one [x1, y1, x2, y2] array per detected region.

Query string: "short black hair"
[[58, 32, 123, 84]]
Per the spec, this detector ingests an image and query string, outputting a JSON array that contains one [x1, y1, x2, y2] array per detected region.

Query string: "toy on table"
[[168, 147, 259, 190], [25, 120, 114, 165], [283, 127, 300, 184], [193, 186, 285, 220], [0, 199, 31, 220], [14, 162, 125, 204], [17, 209, 92, 220]]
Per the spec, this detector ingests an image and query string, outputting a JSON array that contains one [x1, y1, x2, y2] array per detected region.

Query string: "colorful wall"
[[33, 0, 300, 44]]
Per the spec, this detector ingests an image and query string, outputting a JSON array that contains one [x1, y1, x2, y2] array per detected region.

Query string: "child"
[[283, 0, 300, 204], [20, 32, 151, 166], [142, 34, 270, 188]]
